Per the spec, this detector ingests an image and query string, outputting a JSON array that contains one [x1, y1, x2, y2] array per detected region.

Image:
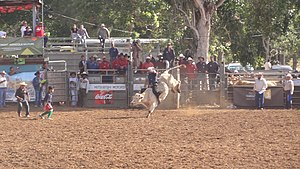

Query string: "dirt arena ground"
[[0, 105, 299, 169]]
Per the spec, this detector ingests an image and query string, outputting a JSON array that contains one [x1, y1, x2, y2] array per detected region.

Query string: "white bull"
[[131, 81, 169, 118], [159, 65, 183, 93]]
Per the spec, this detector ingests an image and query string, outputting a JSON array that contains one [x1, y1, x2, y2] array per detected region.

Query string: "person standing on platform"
[[0, 71, 8, 108], [97, 23, 110, 52], [78, 72, 89, 107], [283, 74, 294, 109], [207, 56, 219, 90], [79, 55, 86, 74], [253, 72, 268, 110], [109, 42, 119, 63], [264, 59, 272, 70], [15, 82, 30, 117]]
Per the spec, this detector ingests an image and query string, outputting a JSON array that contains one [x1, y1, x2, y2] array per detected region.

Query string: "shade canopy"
[[0, 0, 42, 14]]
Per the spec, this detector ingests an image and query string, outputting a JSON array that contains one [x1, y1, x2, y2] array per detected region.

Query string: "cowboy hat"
[[286, 74, 292, 78], [187, 57, 193, 61], [147, 67, 156, 72], [179, 54, 185, 58], [81, 72, 88, 75], [0, 70, 6, 74], [19, 82, 28, 86], [34, 71, 40, 76]]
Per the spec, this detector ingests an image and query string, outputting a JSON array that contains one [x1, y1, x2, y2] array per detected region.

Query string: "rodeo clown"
[[144, 67, 162, 104]]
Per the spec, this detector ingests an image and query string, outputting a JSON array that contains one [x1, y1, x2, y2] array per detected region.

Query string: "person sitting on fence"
[[185, 57, 197, 89], [141, 56, 155, 73], [97, 23, 110, 52], [109, 42, 119, 63], [86, 55, 99, 74], [162, 43, 175, 69], [112, 53, 128, 74], [39, 86, 54, 120], [69, 72, 79, 107], [283, 74, 294, 109], [70, 24, 79, 42], [78, 24, 90, 44]]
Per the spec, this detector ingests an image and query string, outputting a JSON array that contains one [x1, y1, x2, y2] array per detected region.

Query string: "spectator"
[[97, 23, 110, 52], [109, 42, 119, 63], [196, 56, 208, 90], [8, 66, 19, 76], [44, 32, 50, 47], [0, 31, 7, 38], [283, 74, 294, 109], [185, 57, 197, 89], [78, 72, 89, 107], [264, 59, 272, 70], [132, 40, 142, 73], [253, 72, 268, 110], [71, 24, 79, 42], [79, 55, 86, 74], [99, 55, 110, 70], [0, 71, 8, 108], [20, 21, 27, 37], [178, 54, 187, 79], [207, 56, 219, 90], [15, 82, 30, 118], [86, 55, 99, 73], [150, 54, 158, 65], [112, 53, 128, 74], [163, 43, 175, 68], [155, 56, 166, 70], [141, 56, 155, 72], [39, 86, 55, 120], [69, 72, 79, 107], [23, 26, 32, 37], [35, 22, 44, 37], [78, 24, 90, 44], [32, 71, 42, 107]]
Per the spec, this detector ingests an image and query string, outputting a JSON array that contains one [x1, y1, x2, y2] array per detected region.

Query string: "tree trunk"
[[196, 18, 210, 61]]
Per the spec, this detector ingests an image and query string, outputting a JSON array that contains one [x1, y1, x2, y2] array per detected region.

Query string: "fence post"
[[127, 61, 133, 107], [219, 50, 226, 108], [176, 63, 180, 109]]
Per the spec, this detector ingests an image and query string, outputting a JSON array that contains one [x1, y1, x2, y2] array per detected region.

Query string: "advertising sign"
[[88, 84, 126, 91], [94, 90, 113, 105], [233, 87, 284, 107], [0, 37, 43, 55], [6, 72, 35, 102]]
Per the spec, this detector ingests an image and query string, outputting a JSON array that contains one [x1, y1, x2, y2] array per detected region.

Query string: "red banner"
[[94, 90, 113, 105], [0, 4, 32, 14]]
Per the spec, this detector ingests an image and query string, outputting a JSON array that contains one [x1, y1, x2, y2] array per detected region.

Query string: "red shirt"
[[35, 25, 44, 37], [112, 58, 128, 69], [141, 62, 154, 70], [99, 60, 110, 69], [185, 63, 197, 79]]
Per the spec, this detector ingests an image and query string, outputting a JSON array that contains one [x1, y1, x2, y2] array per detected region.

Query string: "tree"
[[170, 0, 225, 61]]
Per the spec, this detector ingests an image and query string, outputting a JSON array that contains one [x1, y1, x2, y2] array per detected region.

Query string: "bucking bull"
[[130, 65, 183, 118]]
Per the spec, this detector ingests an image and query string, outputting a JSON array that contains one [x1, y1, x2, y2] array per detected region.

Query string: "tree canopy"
[[0, 0, 299, 68]]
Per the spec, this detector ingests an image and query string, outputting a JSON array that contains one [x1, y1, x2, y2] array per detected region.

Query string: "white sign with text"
[[88, 84, 126, 91]]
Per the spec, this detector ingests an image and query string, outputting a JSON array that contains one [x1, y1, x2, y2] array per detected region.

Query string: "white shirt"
[[21, 26, 26, 37], [283, 79, 294, 94], [254, 77, 268, 93], [0, 75, 7, 88], [264, 62, 271, 70], [79, 78, 89, 93]]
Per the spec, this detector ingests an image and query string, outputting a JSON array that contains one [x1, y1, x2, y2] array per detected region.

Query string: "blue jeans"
[[255, 92, 264, 109], [285, 90, 292, 109], [35, 89, 42, 107], [17, 100, 30, 116], [0, 88, 7, 107]]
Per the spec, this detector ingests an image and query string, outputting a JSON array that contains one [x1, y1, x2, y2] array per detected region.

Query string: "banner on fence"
[[88, 84, 126, 91], [94, 90, 113, 105], [0, 37, 43, 55], [233, 87, 284, 107]]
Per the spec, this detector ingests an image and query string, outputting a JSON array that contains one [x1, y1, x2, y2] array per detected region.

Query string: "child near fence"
[[39, 86, 54, 120], [69, 72, 79, 107]]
